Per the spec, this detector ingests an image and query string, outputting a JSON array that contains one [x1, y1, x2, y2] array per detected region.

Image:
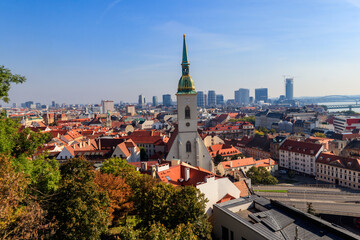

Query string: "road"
[[253, 185, 360, 217]]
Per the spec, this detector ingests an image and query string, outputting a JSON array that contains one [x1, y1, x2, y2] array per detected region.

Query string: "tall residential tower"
[[285, 78, 294, 100]]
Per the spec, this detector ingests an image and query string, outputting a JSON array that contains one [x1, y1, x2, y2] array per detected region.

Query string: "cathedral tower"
[[166, 35, 214, 172]]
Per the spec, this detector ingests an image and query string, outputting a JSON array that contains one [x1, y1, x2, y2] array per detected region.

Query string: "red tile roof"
[[255, 159, 277, 167], [208, 144, 242, 157], [234, 180, 250, 197], [157, 164, 220, 187], [216, 193, 236, 203], [220, 157, 256, 169]]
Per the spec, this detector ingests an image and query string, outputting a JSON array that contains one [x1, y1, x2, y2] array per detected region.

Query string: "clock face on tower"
[[186, 122, 190, 127], [185, 98, 190, 104]]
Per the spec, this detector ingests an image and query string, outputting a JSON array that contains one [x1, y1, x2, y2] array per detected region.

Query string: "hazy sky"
[[1, 0, 360, 105]]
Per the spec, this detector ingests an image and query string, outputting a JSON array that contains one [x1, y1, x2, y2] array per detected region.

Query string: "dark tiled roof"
[[245, 135, 271, 152], [279, 139, 322, 156], [317, 152, 360, 171], [344, 139, 360, 150]]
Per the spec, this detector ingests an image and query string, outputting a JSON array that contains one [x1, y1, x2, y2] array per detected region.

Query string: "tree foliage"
[[94, 172, 133, 226], [50, 157, 109, 240], [239, 116, 255, 124], [0, 155, 51, 239], [140, 147, 148, 161], [313, 132, 326, 138], [213, 154, 224, 166], [29, 156, 61, 195], [0, 113, 51, 159], [0, 65, 26, 103], [130, 175, 212, 239], [307, 202, 316, 215], [246, 166, 278, 185]]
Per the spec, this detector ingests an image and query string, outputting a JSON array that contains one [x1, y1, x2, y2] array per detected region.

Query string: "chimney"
[[205, 175, 215, 183], [230, 161, 233, 168], [185, 167, 190, 181]]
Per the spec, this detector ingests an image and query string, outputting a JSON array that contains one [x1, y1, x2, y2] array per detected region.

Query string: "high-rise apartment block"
[[216, 94, 224, 106], [138, 94, 146, 107], [255, 88, 268, 102], [152, 96, 158, 106], [197, 91, 205, 107], [235, 88, 249, 105], [162, 94, 172, 107], [285, 78, 294, 100], [101, 100, 114, 113], [208, 90, 216, 107]]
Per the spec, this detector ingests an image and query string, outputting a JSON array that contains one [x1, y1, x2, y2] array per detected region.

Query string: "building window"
[[186, 141, 191, 152], [185, 106, 190, 119], [221, 226, 229, 240]]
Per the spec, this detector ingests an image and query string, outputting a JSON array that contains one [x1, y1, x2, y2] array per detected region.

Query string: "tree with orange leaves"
[[94, 171, 133, 226]]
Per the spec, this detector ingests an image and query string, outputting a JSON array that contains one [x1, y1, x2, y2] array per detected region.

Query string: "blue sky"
[[1, 0, 360, 105]]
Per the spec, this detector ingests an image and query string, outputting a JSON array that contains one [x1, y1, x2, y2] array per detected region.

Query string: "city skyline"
[[1, 0, 360, 105]]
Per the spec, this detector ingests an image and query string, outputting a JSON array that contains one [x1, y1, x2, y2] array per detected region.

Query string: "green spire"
[[182, 34, 189, 65], [177, 34, 196, 94]]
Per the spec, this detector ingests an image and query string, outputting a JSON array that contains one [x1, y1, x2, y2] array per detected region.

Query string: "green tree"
[[239, 116, 255, 124], [0, 113, 51, 159], [213, 154, 224, 166], [313, 132, 326, 138], [140, 147, 148, 161], [50, 157, 109, 240], [306, 202, 316, 215], [101, 157, 140, 186], [231, 153, 245, 160], [29, 156, 61, 195], [145, 222, 197, 240], [0, 65, 26, 103], [288, 170, 295, 179], [246, 166, 278, 185]]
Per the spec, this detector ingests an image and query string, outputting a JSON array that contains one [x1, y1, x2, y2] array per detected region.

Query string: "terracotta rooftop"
[[220, 157, 256, 169]]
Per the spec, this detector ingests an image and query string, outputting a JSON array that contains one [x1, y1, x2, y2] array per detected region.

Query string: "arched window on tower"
[[186, 141, 191, 152], [185, 106, 190, 119]]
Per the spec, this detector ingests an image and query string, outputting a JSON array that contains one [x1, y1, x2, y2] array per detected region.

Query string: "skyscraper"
[[216, 94, 224, 106], [197, 91, 205, 107], [162, 94, 172, 107], [285, 78, 294, 100], [234, 90, 240, 105], [138, 94, 145, 107], [208, 90, 216, 107], [152, 96, 158, 106], [255, 88, 268, 102], [238, 88, 249, 105]]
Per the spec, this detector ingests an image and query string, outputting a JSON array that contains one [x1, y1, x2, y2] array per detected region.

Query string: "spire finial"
[[182, 34, 189, 65]]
